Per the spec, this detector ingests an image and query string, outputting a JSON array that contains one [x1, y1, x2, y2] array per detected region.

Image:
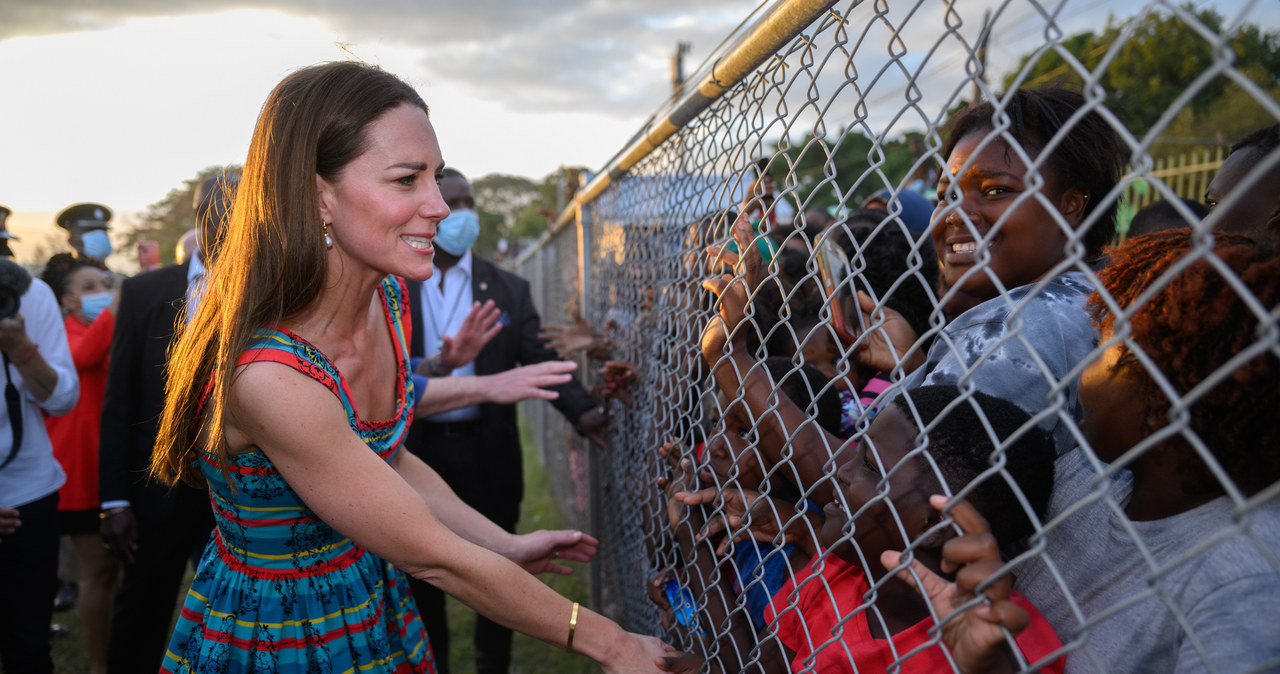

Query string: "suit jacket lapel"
[[405, 277, 426, 359], [471, 261, 498, 305], [470, 260, 502, 375]]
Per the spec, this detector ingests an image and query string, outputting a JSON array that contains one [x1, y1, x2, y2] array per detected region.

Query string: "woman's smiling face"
[[931, 131, 1087, 303]]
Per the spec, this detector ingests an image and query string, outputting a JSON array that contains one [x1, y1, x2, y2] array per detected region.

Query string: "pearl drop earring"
[[323, 222, 333, 249]]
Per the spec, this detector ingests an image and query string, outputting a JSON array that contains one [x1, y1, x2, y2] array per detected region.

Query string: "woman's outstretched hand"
[[507, 529, 599, 576], [486, 360, 578, 404], [880, 496, 1029, 674], [600, 633, 700, 674]]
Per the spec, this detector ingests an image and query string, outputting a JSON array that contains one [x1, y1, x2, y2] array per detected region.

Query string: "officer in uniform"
[[0, 205, 18, 258], [55, 203, 113, 262]]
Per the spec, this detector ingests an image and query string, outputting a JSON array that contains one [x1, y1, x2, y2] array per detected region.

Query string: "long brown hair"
[[152, 61, 428, 487]]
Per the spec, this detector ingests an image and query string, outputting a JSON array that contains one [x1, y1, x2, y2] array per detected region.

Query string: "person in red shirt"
[[763, 386, 1063, 673], [41, 252, 119, 674], [676, 385, 1064, 673]]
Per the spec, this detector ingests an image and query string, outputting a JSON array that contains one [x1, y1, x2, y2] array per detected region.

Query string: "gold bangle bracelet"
[[565, 602, 579, 653]]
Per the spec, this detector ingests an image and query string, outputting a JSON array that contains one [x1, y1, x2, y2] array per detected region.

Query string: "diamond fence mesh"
[[514, 1, 1279, 671]]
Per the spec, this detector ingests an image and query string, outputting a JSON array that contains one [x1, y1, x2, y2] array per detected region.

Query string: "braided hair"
[[1089, 229, 1280, 496]]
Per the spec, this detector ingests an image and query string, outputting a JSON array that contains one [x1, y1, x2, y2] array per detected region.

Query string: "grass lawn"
[[39, 426, 596, 674]]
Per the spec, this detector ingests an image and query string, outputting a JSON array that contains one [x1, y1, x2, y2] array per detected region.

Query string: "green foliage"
[[1002, 5, 1280, 141], [443, 421, 596, 673], [779, 128, 927, 211], [124, 165, 242, 267], [472, 168, 590, 253], [1163, 63, 1280, 148]]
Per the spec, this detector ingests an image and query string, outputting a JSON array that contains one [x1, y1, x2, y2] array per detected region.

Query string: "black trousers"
[[106, 493, 214, 674], [0, 491, 59, 674], [409, 422, 522, 674]]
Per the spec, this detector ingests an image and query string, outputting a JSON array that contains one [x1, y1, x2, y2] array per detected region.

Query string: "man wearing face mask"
[[404, 168, 608, 674], [56, 203, 115, 263]]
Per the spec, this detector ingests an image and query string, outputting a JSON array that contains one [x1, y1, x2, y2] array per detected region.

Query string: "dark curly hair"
[[892, 385, 1056, 547], [835, 208, 940, 340], [1230, 123, 1279, 155], [940, 87, 1126, 260], [41, 252, 108, 304], [763, 357, 843, 437], [1089, 229, 1280, 496]]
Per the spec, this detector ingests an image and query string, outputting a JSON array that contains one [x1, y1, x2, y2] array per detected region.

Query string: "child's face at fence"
[[931, 132, 1087, 303], [1078, 329, 1149, 463], [704, 391, 765, 487], [821, 405, 938, 564]]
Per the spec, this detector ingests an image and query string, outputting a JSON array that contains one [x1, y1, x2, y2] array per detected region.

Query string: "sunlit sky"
[[1, 1, 1275, 264], [0, 2, 758, 260]]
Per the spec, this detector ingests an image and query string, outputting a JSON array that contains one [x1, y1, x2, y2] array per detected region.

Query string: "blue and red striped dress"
[[161, 276, 434, 673]]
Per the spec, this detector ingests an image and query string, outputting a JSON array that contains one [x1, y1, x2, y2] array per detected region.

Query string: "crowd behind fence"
[[516, 1, 1279, 671]]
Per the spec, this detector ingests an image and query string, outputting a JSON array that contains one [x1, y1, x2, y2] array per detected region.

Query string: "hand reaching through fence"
[[539, 313, 612, 360], [881, 496, 1031, 674], [594, 360, 639, 405], [851, 290, 925, 375], [657, 439, 700, 529], [673, 486, 820, 558]]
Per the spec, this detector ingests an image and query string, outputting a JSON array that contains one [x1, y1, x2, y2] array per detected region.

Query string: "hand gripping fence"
[[514, 1, 1280, 671]]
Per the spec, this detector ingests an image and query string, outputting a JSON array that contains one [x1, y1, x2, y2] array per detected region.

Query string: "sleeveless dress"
[[161, 277, 435, 673]]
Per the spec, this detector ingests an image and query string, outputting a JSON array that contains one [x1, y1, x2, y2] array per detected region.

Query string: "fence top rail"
[[529, 0, 839, 249]]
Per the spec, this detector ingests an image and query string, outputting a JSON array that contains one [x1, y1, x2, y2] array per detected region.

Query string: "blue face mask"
[[79, 291, 113, 322], [81, 229, 113, 260], [435, 209, 480, 256]]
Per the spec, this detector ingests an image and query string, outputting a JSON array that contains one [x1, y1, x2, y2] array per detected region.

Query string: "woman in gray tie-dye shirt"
[[883, 87, 1127, 457]]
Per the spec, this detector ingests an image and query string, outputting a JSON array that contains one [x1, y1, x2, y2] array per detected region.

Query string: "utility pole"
[[671, 41, 692, 97], [971, 10, 992, 104]]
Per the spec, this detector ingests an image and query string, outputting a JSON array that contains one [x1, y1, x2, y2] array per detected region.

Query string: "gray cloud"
[[6, 1, 1271, 122], [0, 0, 754, 116]]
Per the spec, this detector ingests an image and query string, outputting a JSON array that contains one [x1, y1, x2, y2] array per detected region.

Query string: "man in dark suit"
[[98, 173, 237, 673], [405, 168, 605, 674]]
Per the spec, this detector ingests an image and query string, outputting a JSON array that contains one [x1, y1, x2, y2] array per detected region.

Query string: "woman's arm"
[[388, 448, 596, 574], [414, 360, 577, 416], [225, 362, 672, 671]]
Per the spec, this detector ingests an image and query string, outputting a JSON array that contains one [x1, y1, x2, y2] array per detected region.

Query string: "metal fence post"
[[575, 199, 604, 611]]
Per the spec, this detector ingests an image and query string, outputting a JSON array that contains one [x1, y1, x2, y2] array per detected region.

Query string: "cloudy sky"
[[0, 0, 1274, 260]]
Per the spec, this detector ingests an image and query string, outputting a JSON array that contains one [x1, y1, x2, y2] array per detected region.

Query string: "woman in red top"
[[42, 252, 119, 674]]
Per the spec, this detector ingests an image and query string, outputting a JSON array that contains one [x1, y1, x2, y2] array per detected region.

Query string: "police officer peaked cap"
[[0, 205, 17, 241], [56, 202, 112, 230]]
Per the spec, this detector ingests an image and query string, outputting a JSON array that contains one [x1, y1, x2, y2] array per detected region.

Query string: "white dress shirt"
[[0, 278, 80, 508], [419, 251, 481, 422]]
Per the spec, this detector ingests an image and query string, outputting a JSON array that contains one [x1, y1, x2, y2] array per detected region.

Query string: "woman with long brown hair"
[[152, 61, 683, 673]]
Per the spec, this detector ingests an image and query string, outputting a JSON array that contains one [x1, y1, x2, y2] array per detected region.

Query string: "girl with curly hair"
[[1014, 229, 1280, 672]]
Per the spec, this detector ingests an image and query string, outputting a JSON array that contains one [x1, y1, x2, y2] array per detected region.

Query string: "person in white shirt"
[[0, 260, 81, 673]]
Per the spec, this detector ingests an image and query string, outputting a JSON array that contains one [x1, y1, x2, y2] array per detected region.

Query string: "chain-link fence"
[[515, 1, 1280, 671]]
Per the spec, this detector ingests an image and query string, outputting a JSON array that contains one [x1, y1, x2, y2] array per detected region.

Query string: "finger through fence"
[[515, 1, 1280, 672]]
